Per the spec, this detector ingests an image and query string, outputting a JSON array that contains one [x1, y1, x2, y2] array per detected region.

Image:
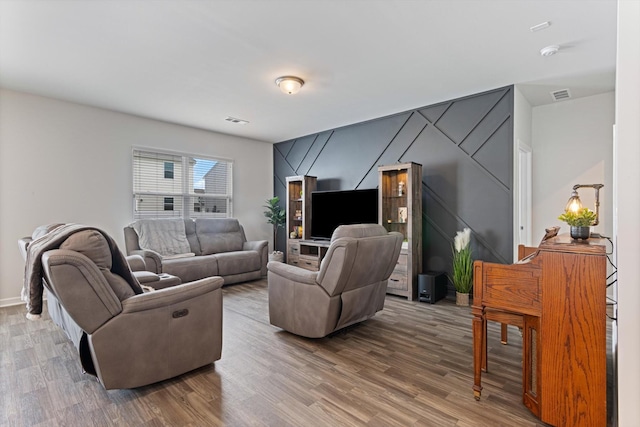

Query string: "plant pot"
[[268, 251, 284, 263], [456, 292, 470, 306], [570, 226, 590, 240]]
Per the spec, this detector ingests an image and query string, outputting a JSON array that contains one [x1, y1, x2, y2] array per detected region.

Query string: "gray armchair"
[[267, 224, 403, 338], [20, 225, 223, 389]]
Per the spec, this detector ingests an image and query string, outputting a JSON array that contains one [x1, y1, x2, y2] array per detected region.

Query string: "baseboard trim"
[[0, 297, 24, 308]]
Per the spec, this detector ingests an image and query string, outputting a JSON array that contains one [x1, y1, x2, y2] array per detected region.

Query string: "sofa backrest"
[[126, 218, 249, 256], [318, 224, 403, 296], [195, 218, 246, 255], [183, 219, 201, 255], [41, 229, 139, 333]]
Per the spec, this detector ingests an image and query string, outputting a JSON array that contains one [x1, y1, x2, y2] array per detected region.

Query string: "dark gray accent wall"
[[273, 86, 514, 276]]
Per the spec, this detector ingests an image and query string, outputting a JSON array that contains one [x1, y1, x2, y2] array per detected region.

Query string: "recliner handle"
[[172, 309, 189, 318]]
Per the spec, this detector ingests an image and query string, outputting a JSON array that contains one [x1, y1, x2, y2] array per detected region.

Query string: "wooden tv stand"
[[287, 239, 330, 271]]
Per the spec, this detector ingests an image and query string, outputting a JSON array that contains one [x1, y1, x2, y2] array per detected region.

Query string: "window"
[[163, 197, 174, 211], [164, 162, 174, 179], [133, 148, 233, 219]]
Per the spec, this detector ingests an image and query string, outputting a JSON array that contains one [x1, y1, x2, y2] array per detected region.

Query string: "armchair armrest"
[[126, 254, 146, 272], [121, 276, 224, 314], [18, 237, 32, 260], [128, 248, 162, 274], [267, 261, 318, 285], [245, 240, 268, 275], [243, 239, 268, 252]]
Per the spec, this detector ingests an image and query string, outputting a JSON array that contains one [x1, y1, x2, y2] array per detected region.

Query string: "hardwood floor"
[[0, 279, 611, 426]]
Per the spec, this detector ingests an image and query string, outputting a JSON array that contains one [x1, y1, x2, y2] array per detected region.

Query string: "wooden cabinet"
[[378, 162, 422, 300], [285, 175, 316, 265], [472, 234, 607, 426], [291, 240, 330, 271]]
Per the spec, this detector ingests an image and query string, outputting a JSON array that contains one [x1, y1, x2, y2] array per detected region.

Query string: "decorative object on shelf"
[[294, 209, 302, 219], [558, 207, 597, 240], [263, 196, 286, 258], [290, 228, 298, 239], [451, 228, 473, 306], [398, 207, 407, 223], [378, 162, 422, 300], [275, 76, 305, 95], [562, 183, 604, 239]]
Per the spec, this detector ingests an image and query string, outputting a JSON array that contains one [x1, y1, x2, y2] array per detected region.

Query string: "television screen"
[[310, 188, 378, 240]]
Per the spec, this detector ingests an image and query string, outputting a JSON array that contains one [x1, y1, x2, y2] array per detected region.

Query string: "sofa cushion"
[[60, 230, 113, 269], [216, 251, 260, 276], [132, 219, 192, 256], [162, 254, 219, 284], [183, 219, 201, 255], [196, 218, 243, 255]]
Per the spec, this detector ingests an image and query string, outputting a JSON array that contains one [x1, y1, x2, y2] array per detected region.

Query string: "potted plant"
[[451, 228, 473, 306], [263, 196, 286, 262], [558, 207, 597, 240]]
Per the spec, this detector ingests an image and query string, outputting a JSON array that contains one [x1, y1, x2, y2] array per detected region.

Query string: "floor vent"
[[224, 116, 249, 125], [550, 89, 571, 102]]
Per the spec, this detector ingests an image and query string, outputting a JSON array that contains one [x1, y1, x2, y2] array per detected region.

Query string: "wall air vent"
[[550, 89, 571, 102], [224, 116, 249, 125]]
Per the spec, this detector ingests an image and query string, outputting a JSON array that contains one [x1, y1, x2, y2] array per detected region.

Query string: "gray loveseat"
[[124, 218, 268, 284], [19, 224, 223, 390]]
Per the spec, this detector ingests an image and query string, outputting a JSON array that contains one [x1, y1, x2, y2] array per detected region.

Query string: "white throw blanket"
[[132, 219, 193, 256]]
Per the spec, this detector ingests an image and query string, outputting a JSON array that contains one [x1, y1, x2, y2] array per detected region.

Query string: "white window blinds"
[[133, 149, 233, 219]]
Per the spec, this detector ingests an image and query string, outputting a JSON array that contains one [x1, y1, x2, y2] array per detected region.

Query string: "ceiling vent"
[[550, 89, 571, 102], [224, 116, 249, 125]]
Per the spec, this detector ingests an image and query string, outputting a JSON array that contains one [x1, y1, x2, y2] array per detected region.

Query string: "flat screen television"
[[310, 188, 378, 240]]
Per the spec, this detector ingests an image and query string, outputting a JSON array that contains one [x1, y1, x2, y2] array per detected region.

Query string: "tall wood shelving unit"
[[378, 162, 422, 300], [285, 175, 317, 266]]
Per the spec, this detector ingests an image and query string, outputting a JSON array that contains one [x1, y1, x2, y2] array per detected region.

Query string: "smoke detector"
[[540, 45, 560, 57]]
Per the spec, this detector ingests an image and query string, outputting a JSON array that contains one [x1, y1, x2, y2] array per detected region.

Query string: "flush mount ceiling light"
[[275, 76, 304, 95], [540, 45, 560, 57]]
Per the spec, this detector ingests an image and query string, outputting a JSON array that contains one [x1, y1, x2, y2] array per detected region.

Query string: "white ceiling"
[[0, 0, 617, 143]]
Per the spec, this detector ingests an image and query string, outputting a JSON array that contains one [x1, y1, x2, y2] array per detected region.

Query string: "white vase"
[[268, 251, 284, 263]]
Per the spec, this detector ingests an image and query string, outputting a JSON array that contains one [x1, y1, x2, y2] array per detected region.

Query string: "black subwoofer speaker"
[[418, 272, 447, 304]]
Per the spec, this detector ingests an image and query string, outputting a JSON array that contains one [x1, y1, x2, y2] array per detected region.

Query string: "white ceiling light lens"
[[540, 45, 560, 57], [275, 76, 304, 95]]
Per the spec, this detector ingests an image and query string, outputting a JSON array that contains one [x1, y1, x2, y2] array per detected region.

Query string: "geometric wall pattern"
[[273, 86, 514, 277]]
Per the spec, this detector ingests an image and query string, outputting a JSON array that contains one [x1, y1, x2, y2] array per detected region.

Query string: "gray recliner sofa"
[[267, 224, 403, 338], [124, 218, 268, 284], [19, 224, 223, 390]]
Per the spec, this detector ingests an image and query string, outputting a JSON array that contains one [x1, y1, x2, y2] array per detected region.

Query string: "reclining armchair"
[[19, 224, 223, 390], [267, 224, 403, 338]]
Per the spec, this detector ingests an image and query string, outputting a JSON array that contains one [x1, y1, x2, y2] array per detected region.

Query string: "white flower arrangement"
[[452, 228, 473, 294]]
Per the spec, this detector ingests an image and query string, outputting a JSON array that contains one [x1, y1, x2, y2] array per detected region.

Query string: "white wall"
[[513, 86, 533, 253], [615, 0, 640, 424], [531, 92, 615, 239], [0, 89, 273, 305]]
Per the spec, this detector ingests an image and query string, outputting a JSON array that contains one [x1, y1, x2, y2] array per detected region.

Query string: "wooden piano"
[[472, 233, 607, 427]]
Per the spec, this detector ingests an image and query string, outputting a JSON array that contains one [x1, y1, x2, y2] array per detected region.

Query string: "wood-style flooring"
[[0, 279, 612, 426]]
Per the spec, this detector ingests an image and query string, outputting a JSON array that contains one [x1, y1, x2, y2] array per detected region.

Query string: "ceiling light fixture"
[[540, 45, 560, 57], [275, 76, 304, 95]]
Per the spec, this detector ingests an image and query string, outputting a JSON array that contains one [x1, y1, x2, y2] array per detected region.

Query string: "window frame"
[[132, 147, 233, 220]]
